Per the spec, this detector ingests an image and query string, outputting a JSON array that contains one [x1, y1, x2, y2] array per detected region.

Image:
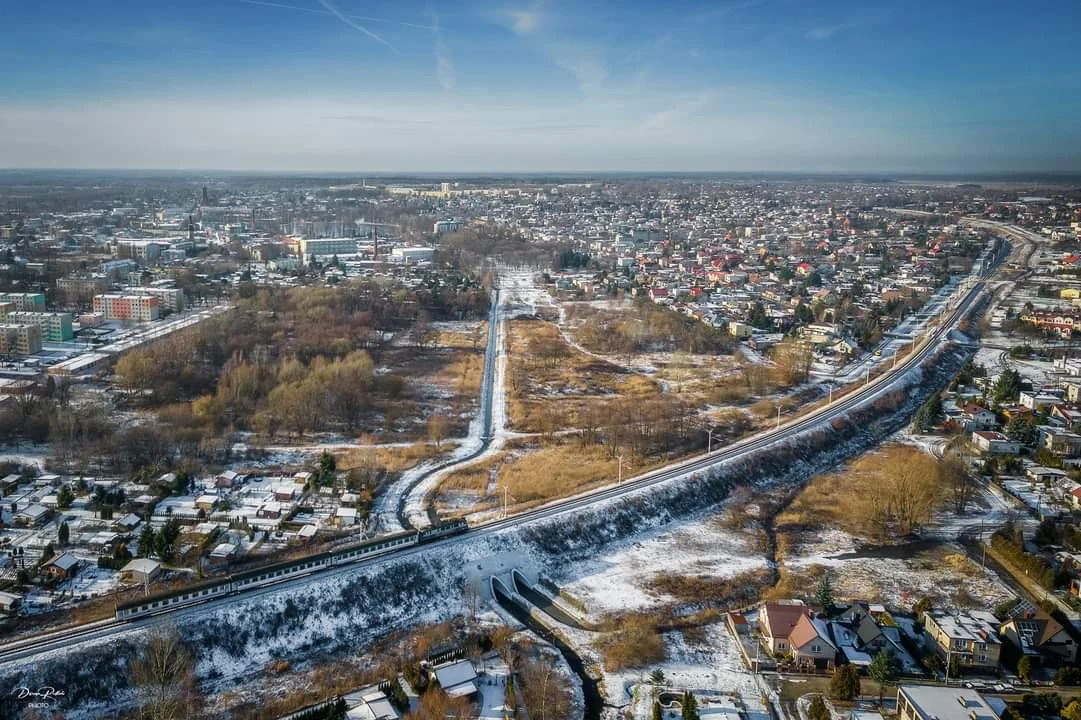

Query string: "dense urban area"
[[3, 172, 1081, 720]]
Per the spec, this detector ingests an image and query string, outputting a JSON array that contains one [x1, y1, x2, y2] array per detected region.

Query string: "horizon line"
[[2, 167, 1081, 178]]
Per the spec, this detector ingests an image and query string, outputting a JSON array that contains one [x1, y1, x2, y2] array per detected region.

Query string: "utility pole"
[[618, 455, 624, 484], [776, 405, 781, 429], [707, 427, 714, 456]]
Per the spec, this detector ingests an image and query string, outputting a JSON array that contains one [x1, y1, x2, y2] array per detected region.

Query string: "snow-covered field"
[[785, 526, 1014, 609], [562, 512, 764, 613]]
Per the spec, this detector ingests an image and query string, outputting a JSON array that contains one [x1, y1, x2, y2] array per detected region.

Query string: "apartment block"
[[57, 275, 110, 303], [92, 294, 161, 322], [126, 287, 184, 312], [0, 293, 46, 312], [7, 312, 74, 342], [0, 323, 42, 355]]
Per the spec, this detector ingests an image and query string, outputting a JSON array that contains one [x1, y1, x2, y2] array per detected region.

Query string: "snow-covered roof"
[[122, 558, 161, 575], [434, 659, 478, 698], [48, 553, 79, 571]]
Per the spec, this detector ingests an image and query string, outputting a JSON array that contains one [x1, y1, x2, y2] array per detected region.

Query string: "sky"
[[1, 0, 1079, 173]]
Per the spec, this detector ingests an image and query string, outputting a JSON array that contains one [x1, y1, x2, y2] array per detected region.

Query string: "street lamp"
[[707, 427, 715, 456], [617, 455, 624, 484]]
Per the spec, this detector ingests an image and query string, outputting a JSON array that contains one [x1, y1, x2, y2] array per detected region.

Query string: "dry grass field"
[[336, 442, 441, 475], [506, 319, 664, 433]]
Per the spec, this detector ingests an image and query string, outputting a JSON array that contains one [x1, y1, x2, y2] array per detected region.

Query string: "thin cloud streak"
[[316, 0, 399, 52], [431, 11, 455, 91], [238, 0, 433, 30]]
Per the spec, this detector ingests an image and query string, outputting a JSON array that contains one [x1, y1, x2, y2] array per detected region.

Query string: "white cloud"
[[508, 9, 540, 35]]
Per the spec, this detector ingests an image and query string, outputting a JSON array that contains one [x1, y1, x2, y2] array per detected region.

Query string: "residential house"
[[789, 613, 838, 669], [121, 558, 162, 585], [1051, 405, 1081, 431], [971, 431, 1021, 456], [1000, 610, 1077, 666], [759, 601, 811, 654], [923, 610, 1003, 671], [348, 690, 400, 720], [1042, 429, 1081, 458], [15, 503, 50, 527], [334, 507, 358, 528], [116, 513, 142, 532], [960, 405, 997, 432], [215, 470, 246, 489], [44, 552, 80, 581], [1028, 466, 1068, 486]]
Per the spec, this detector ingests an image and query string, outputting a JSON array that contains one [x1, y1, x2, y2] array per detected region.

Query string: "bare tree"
[[427, 414, 450, 449], [129, 625, 197, 720]]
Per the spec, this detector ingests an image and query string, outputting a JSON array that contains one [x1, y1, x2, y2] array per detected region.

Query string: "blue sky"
[[1, 0, 1079, 172]]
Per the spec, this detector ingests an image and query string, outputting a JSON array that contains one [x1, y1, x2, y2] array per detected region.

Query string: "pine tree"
[[138, 524, 156, 558], [682, 691, 699, 720], [869, 650, 900, 701], [808, 696, 830, 720], [814, 573, 834, 613], [58, 521, 69, 547]]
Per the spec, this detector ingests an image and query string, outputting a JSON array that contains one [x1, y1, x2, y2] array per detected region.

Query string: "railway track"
[[0, 245, 998, 666]]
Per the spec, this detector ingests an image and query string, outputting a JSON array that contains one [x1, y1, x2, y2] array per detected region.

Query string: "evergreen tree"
[[814, 572, 834, 613], [682, 691, 700, 720], [993, 369, 1023, 405], [57, 485, 75, 510], [830, 665, 860, 700], [1017, 656, 1032, 684], [58, 521, 69, 547], [1006, 415, 1037, 445], [808, 696, 830, 720], [138, 524, 156, 558], [869, 650, 900, 701]]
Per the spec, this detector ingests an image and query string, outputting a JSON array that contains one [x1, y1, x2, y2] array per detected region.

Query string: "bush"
[[830, 665, 860, 700]]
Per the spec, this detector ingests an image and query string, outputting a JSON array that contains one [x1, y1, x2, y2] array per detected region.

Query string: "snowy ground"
[[561, 512, 764, 614]]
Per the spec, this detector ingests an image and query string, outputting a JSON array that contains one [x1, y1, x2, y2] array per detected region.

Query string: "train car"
[[417, 518, 468, 543], [116, 576, 232, 620], [115, 521, 470, 621]]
